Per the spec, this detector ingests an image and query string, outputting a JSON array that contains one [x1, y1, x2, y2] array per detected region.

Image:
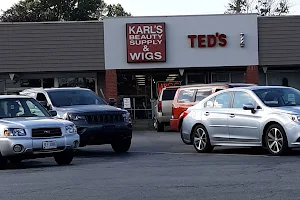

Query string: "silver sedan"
[[181, 86, 300, 156]]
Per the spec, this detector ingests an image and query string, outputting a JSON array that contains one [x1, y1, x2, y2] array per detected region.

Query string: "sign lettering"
[[187, 33, 227, 48], [157, 81, 181, 96], [126, 23, 166, 63]]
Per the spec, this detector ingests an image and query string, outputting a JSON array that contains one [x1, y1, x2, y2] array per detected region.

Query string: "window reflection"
[[58, 77, 95, 91]]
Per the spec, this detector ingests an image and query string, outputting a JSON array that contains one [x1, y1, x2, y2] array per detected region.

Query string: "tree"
[[106, 4, 131, 17], [225, 0, 291, 16], [0, 0, 130, 22], [225, 0, 249, 14]]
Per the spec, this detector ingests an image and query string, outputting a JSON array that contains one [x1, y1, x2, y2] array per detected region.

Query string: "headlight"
[[65, 125, 77, 134], [4, 128, 26, 136], [122, 112, 131, 123], [288, 114, 300, 122], [64, 113, 86, 121]]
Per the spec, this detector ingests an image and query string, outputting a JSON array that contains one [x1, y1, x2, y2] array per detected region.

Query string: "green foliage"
[[225, 0, 291, 16], [0, 0, 131, 22]]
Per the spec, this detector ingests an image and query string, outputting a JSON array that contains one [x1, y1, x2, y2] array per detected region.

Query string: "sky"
[[0, 0, 299, 16]]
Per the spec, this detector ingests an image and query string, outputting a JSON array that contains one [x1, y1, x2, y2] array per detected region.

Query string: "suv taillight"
[[158, 101, 162, 112]]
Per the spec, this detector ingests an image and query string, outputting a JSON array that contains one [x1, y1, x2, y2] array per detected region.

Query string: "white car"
[[0, 95, 80, 169]]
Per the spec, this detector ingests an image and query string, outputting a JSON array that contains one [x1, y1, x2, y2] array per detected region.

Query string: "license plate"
[[42, 141, 57, 149]]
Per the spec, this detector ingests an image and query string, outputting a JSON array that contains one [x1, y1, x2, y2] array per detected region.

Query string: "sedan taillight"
[[182, 110, 191, 119]]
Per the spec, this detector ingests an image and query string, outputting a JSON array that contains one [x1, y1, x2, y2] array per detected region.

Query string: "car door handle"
[[229, 114, 235, 118], [204, 112, 210, 116]]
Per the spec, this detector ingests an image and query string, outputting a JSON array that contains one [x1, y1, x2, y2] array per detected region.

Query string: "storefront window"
[[58, 77, 95, 91], [211, 73, 230, 83], [43, 78, 54, 88], [187, 74, 206, 84], [117, 70, 181, 120], [20, 79, 41, 87]]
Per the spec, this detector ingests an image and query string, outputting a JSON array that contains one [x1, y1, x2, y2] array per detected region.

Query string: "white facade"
[[104, 14, 259, 70]]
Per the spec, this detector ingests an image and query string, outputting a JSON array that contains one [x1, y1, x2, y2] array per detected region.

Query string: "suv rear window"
[[162, 89, 177, 101], [177, 89, 196, 103]]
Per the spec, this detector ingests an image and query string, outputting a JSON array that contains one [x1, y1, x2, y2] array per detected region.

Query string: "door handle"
[[204, 112, 210, 116], [229, 114, 235, 118]]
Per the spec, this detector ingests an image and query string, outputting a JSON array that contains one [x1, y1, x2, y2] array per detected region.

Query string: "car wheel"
[[54, 151, 74, 165], [180, 127, 192, 145], [0, 155, 8, 170], [111, 138, 131, 153], [265, 124, 289, 156], [192, 125, 213, 153], [157, 122, 164, 132]]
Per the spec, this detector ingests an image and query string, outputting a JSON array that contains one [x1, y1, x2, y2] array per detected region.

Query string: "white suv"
[[0, 95, 79, 169]]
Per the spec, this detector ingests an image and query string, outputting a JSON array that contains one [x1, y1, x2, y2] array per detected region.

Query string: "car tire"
[[153, 118, 158, 130], [180, 127, 192, 145], [265, 124, 290, 156], [111, 138, 131, 153], [54, 151, 74, 165], [192, 124, 214, 153], [0, 155, 8, 170], [157, 122, 164, 132]]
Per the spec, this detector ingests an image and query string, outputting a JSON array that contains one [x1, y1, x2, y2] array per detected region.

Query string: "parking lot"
[[1, 130, 300, 200]]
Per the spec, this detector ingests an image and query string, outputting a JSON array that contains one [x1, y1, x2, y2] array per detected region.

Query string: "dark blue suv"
[[20, 88, 132, 153]]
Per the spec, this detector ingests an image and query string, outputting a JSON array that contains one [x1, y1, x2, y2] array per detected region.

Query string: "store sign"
[[187, 33, 227, 48], [126, 23, 166, 63], [157, 81, 181, 96]]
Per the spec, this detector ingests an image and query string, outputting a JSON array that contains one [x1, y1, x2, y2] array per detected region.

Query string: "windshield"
[[0, 98, 50, 118], [47, 90, 107, 107], [253, 87, 300, 107]]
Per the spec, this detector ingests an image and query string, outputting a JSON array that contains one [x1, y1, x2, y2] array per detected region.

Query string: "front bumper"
[[285, 122, 300, 148], [0, 134, 80, 157], [76, 123, 132, 146]]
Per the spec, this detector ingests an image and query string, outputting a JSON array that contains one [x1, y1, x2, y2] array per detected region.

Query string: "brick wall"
[[245, 66, 259, 84], [105, 70, 118, 102]]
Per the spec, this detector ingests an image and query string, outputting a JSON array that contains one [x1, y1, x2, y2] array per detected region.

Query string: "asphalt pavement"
[[1, 130, 300, 200]]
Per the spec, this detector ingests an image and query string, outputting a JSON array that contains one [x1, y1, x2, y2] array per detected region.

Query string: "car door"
[[201, 91, 233, 143], [228, 91, 262, 144]]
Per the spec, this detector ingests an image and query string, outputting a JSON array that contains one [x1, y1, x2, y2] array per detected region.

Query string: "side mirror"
[[108, 98, 116, 106], [243, 103, 255, 111], [49, 110, 57, 117]]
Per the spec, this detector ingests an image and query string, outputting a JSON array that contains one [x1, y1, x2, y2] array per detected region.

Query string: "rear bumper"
[[156, 112, 171, 124], [77, 123, 132, 146], [170, 119, 179, 131]]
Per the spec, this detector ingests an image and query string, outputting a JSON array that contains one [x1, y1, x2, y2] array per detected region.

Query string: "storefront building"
[[0, 21, 108, 99], [258, 16, 300, 89], [103, 14, 259, 119], [0, 14, 300, 120]]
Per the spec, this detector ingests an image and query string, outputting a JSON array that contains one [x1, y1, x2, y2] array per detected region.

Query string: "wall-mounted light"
[[240, 32, 245, 48]]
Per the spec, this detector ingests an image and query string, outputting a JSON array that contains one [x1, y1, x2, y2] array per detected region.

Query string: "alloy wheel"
[[267, 128, 284, 154], [193, 127, 207, 151]]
